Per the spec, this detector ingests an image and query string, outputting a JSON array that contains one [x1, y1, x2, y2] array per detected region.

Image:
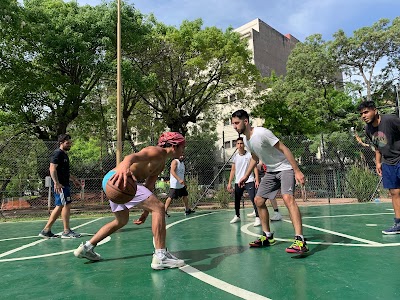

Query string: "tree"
[[330, 18, 400, 102], [0, 0, 115, 140], [253, 35, 355, 135], [123, 18, 260, 135]]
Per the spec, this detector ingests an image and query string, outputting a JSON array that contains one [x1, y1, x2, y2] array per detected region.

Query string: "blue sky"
[[75, 0, 400, 41]]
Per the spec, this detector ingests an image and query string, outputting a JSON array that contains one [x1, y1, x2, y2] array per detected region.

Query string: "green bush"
[[214, 185, 231, 209], [345, 166, 381, 202], [187, 176, 201, 207]]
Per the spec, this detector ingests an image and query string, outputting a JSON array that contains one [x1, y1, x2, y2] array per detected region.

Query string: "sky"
[[74, 0, 400, 41]]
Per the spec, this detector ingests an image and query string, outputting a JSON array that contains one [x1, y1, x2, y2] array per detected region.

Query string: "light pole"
[[396, 82, 400, 118], [116, 0, 123, 165]]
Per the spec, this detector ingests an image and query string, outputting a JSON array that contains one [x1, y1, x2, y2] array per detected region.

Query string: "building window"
[[232, 140, 237, 147], [224, 141, 231, 149]]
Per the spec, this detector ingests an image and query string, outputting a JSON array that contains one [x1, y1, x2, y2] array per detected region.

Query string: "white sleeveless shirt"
[[169, 159, 185, 189]]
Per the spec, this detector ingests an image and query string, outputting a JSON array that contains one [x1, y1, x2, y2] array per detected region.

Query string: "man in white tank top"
[[165, 155, 194, 216], [231, 109, 308, 254]]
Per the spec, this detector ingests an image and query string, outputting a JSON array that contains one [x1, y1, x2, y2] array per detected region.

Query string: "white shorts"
[[109, 184, 153, 212]]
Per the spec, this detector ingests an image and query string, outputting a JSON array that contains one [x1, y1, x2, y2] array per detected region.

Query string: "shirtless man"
[[74, 132, 186, 270]]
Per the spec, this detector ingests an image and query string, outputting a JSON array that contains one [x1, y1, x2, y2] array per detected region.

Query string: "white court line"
[[0, 236, 111, 262], [0, 236, 43, 242], [0, 233, 94, 243], [241, 223, 400, 247], [0, 218, 104, 259], [303, 212, 393, 219], [0, 250, 74, 262], [181, 265, 270, 300], [282, 219, 382, 245], [165, 212, 271, 300], [0, 239, 47, 258], [166, 211, 219, 229]]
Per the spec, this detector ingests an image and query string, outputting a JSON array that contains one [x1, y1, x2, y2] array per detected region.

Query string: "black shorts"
[[168, 186, 189, 199]]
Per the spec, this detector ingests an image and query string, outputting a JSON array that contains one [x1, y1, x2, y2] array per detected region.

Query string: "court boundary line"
[[241, 217, 400, 247], [303, 212, 393, 219], [0, 218, 105, 260], [170, 212, 271, 300], [181, 265, 270, 300], [284, 220, 381, 245]]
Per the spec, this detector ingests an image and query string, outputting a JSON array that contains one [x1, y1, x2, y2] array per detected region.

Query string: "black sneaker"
[[38, 230, 59, 239], [165, 211, 170, 218], [185, 209, 195, 215], [382, 221, 400, 235], [249, 233, 275, 247], [61, 229, 82, 239]]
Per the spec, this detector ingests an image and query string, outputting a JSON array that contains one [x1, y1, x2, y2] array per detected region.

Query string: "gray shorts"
[[257, 169, 295, 199]]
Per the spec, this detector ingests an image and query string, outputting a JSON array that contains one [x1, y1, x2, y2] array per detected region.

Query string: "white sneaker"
[[230, 216, 240, 223], [253, 217, 261, 227], [151, 251, 185, 270], [270, 212, 282, 221], [74, 242, 101, 261], [247, 211, 256, 217]]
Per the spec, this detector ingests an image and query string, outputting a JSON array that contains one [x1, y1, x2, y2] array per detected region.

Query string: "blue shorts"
[[382, 163, 400, 189], [102, 170, 116, 192], [53, 186, 71, 206]]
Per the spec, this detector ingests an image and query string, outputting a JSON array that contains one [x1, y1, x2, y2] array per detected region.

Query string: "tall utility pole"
[[396, 82, 400, 118], [116, 0, 122, 165]]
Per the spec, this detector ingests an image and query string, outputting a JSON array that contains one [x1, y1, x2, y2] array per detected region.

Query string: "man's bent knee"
[[255, 196, 265, 207], [113, 211, 130, 227], [140, 195, 165, 213]]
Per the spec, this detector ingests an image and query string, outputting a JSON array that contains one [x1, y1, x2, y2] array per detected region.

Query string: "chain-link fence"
[[0, 132, 383, 220]]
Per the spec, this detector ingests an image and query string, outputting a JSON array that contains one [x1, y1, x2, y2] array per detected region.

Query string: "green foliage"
[[184, 131, 218, 185], [287, 34, 341, 87], [0, 0, 116, 139], [345, 166, 380, 202], [68, 138, 102, 171], [330, 18, 400, 102], [122, 18, 260, 135], [186, 176, 201, 207], [0, 139, 47, 197], [213, 185, 230, 209], [253, 34, 357, 136]]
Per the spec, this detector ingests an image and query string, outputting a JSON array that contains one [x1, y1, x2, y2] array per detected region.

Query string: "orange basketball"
[[105, 176, 137, 204]]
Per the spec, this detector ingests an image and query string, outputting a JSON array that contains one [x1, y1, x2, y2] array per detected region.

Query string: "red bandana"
[[157, 132, 185, 147]]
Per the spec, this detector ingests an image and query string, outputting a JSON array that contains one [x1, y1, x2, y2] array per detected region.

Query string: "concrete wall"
[[235, 18, 299, 77]]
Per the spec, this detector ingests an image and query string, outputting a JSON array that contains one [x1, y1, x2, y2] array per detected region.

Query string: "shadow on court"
[[173, 245, 248, 271], [291, 233, 360, 259]]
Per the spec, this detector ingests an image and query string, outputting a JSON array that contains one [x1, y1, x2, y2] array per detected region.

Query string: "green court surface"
[[0, 202, 399, 300]]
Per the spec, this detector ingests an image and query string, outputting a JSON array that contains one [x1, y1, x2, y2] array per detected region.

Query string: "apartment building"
[[216, 18, 300, 162]]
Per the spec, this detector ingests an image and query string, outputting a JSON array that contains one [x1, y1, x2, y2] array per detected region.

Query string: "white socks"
[[155, 249, 167, 259], [84, 241, 94, 250]]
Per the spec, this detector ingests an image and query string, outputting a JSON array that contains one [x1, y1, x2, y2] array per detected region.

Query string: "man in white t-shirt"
[[231, 109, 308, 254], [165, 155, 194, 216], [227, 137, 260, 226]]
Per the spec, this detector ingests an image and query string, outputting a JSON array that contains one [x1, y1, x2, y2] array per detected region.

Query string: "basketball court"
[[0, 202, 399, 299]]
